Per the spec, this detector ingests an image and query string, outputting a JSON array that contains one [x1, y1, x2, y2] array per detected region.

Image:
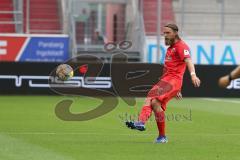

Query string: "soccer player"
[[218, 66, 240, 88], [126, 23, 201, 143]]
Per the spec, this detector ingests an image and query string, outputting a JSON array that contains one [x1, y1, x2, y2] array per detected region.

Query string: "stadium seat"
[[143, 0, 175, 35], [23, 0, 61, 34], [0, 0, 15, 33]]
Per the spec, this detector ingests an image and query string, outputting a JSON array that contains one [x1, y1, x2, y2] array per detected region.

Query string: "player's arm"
[[218, 66, 240, 88], [184, 58, 201, 87]]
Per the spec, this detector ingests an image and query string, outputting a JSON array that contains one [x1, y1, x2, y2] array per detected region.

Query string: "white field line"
[[201, 98, 240, 104], [2, 132, 240, 136]]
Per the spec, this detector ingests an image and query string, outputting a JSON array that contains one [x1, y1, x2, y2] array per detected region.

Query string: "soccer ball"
[[56, 64, 74, 81]]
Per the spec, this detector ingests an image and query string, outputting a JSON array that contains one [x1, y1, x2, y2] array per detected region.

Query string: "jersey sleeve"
[[177, 43, 191, 61]]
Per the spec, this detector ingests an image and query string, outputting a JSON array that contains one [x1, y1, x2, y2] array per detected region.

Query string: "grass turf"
[[0, 96, 240, 160]]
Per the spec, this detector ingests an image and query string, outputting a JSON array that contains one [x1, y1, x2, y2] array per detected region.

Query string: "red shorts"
[[147, 77, 182, 111]]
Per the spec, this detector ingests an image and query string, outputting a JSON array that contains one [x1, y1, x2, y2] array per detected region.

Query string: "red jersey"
[[162, 40, 191, 81]]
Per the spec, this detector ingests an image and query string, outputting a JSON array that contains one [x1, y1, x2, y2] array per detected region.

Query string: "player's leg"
[[148, 80, 172, 138], [126, 79, 176, 133], [137, 80, 173, 124], [151, 98, 168, 143], [125, 98, 151, 131], [151, 79, 181, 143], [125, 82, 167, 131], [138, 97, 152, 123]]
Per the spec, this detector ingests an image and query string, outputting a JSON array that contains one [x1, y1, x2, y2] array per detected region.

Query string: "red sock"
[[154, 111, 165, 136], [138, 105, 152, 124]]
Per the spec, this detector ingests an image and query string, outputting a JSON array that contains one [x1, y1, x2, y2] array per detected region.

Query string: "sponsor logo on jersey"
[[184, 49, 190, 56]]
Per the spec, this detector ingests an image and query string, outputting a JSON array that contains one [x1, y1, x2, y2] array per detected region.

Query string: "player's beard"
[[165, 37, 174, 46]]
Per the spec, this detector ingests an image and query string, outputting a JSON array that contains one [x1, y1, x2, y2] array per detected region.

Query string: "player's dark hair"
[[164, 23, 180, 40], [164, 23, 178, 32]]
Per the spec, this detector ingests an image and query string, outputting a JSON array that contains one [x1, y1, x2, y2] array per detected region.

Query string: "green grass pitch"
[[0, 96, 240, 160]]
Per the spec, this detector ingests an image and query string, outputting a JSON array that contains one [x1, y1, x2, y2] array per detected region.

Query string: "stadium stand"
[[1, 0, 240, 62], [143, 0, 175, 35], [23, 0, 62, 34], [172, 0, 240, 37], [0, 0, 15, 33], [1, 0, 240, 37]]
